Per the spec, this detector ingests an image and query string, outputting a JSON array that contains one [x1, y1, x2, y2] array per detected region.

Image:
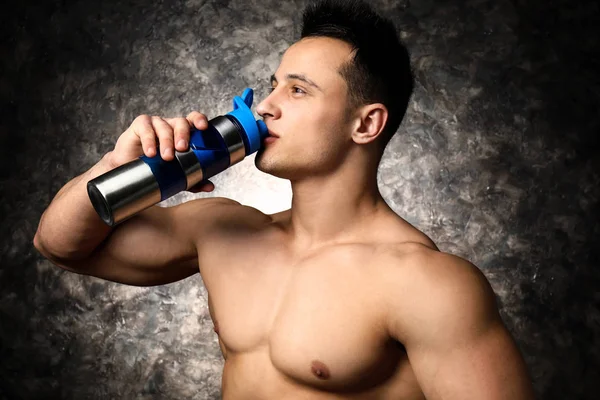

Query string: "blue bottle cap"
[[227, 88, 268, 154]]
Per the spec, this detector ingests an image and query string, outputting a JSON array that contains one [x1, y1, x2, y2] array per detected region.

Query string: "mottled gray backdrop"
[[1, 0, 599, 399]]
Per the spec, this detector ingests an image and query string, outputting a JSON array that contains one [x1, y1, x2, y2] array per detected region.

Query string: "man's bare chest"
[[198, 240, 409, 391]]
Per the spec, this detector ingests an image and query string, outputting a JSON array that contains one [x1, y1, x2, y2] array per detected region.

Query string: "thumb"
[[187, 180, 215, 193]]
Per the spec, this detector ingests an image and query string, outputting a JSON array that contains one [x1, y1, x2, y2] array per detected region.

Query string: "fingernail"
[[177, 139, 187, 149], [162, 147, 173, 158]]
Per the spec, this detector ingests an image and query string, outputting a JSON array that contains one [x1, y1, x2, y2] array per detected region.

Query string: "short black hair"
[[301, 0, 413, 151]]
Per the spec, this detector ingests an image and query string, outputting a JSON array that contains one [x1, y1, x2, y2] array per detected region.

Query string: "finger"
[[172, 118, 191, 152], [133, 115, 157, 157], [186, 111, 209, 131], [163, 117, 190, 151], [151, 116, 175, 161]]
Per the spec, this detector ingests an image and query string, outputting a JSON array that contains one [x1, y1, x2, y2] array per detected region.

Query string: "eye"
[[292, 86, 306, 95]]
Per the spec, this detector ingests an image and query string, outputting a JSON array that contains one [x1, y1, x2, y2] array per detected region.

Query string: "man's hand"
[[110, 111, 215, 193]]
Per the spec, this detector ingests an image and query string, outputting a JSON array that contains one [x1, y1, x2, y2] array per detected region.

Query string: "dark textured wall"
[[1, 0, 598, 399]]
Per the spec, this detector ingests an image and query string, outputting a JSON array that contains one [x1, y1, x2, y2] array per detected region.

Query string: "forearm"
[[34, 152, 118, 261]]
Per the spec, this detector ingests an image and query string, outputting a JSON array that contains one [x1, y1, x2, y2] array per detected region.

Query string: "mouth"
[[262, 128, 280, 145], [267, 129, 281, 138], [264, 136, 278, 144]]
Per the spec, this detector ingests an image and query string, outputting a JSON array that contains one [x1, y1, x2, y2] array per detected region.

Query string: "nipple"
[[311, 360, 330, 380]]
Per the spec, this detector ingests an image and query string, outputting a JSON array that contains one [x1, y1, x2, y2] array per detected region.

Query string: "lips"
[[267, 129, 280, 138]]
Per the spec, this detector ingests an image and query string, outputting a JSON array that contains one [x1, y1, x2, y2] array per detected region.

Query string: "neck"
[[286, 149, 388, 251]]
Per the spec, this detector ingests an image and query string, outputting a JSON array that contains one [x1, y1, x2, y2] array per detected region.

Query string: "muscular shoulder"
[[376, 244, 499, 344], [169, 197, 272, 237], [378, 243, 490, 287]]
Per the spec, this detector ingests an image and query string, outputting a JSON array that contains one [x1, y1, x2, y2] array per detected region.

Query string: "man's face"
[[254, 37, 357, 180]]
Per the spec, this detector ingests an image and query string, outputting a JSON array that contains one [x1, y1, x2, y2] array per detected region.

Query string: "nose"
[[256, 90, 281, 120]]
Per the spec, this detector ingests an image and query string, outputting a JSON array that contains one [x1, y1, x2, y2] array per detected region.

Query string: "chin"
[[255, 152, 287, 178], [255, 150, 302, 180]]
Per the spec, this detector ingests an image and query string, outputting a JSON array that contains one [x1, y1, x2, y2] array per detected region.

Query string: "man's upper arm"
[[50, 197, 243, 287], [384, 248, 535, 400]]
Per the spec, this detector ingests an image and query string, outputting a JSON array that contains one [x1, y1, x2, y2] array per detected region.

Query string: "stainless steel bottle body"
[[88, 116, 251, 226]]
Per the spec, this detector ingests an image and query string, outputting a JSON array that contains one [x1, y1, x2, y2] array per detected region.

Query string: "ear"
[[351, 103, 388, 145]]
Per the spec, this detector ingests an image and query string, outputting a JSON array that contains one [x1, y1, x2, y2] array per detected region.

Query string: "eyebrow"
[[270, 73, 322, 92]]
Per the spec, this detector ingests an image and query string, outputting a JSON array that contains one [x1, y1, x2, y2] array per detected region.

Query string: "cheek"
[[284, 99, 351, 152], [301, 120, 351, 163], [310, 98, 349, 129], [316, 107, 353, 146]]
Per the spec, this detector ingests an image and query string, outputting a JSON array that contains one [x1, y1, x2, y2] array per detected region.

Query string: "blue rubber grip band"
[[140, 153, 187, 200]]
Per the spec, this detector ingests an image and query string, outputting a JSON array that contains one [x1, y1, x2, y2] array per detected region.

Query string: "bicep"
[[53, 198, 235, 286], [408, 319, 535, 400], [81, 205, 198, 286], [386, 251, 535, 400]]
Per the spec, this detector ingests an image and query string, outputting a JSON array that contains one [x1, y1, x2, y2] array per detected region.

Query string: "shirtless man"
[[33, 0, 535, 398]]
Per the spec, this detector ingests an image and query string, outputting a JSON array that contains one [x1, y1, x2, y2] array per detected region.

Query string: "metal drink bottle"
[[87, 88, 268, 227]]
